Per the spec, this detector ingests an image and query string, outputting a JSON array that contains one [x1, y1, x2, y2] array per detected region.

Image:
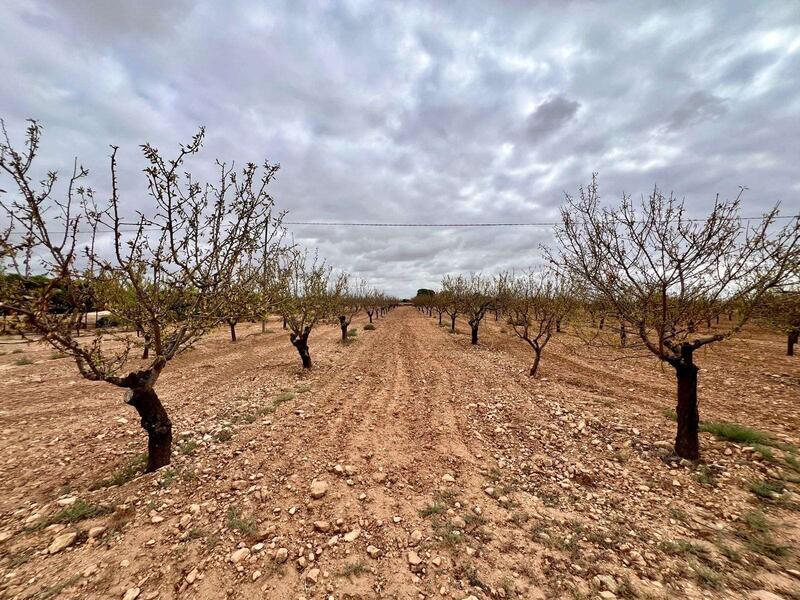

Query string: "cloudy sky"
[[2, 0, 799, 296]]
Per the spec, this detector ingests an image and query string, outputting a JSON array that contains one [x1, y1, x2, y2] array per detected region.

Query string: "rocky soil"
[[0, 307, 798, 600]]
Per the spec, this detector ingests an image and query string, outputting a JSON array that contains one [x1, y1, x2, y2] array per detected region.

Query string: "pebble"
[[366, 545, 381, 558], [343, 528, 361, 542], [275, 548, 288, 563], [48, 531, 77, 554], [310, 480, 329, 499], [122, 589, 140, 600], [407, 550, 422, 566], [229, 548, 250, 563]]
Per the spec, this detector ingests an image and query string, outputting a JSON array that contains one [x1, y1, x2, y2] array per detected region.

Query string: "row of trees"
[[0, 121, 391, 471], [414, 178, 799, 461]]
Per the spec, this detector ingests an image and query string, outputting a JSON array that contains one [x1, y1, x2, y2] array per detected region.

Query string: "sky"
[[1, 0, 799, 297]]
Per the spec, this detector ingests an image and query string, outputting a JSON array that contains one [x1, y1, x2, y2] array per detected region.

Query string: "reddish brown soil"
[[0, 308, 798, 600]]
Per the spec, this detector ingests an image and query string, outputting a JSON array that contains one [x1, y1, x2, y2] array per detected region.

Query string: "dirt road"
[[0, 307, 798, 599]]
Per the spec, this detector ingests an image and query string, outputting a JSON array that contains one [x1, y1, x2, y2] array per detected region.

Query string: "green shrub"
[[96, 314, 124, 328], [363, 324, 376, 331]]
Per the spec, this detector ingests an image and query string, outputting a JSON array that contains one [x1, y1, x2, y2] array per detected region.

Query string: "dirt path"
[[0, 307, 799, 600]]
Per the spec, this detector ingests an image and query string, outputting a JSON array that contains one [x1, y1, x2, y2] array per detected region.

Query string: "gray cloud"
[[1, 0, 798, 298], [526, 95, 581, 139]]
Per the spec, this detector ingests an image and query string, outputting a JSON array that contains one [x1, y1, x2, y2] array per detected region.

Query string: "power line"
[[3, 214, 797, 238]]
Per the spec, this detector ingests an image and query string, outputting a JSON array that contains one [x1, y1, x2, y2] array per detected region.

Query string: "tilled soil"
[[0, 307, 798, 600]]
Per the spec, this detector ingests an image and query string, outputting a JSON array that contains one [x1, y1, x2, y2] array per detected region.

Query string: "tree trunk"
[[438, 312, 442, 326], [142, 334, 151, 359], [599, 315, 604, 330], [368, 312, 374, 323], [673, 345, 700, 460], [229, 320, 237, 342], [282, 316, 287, 330], [788, 331, 798, 356], [556, 319, 561, 333], [339, 316, 348, 342], [529, 349, 542, 377], [127, 387, 172, 472], [619, 323, 627, 347], [291, 331, 312, 369], [471, 324, 479, 345], [450, 315, 456, 332]]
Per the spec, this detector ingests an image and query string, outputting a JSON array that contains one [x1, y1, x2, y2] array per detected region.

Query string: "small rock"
[[442, 474, 456, 483], [313, 520, 330, 532], [56, 497, 77, 507], [122, 589, 140, 600], [407, 550, 423, 566], [252, 570, 262, 581], [229, 548, 250, 563], [452, 516, 466, 529], [409, 529, 423, 545], [343, 528, 361, 542], [310, 480, 329, 499], [186, 568, 198, 584], [306, 567, 320, 583], [88, 526, 106, 539], [275, 548, 289, 563], [366, 545, 381, 558], [48, 531, 77, 554]]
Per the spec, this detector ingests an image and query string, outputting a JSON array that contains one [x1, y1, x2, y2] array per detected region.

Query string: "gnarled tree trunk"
[[789, 331, 798, 356], [290, 329, 312, 369], [469, 320, 479, 345], [339, 315, 349, 341], [529, 348, 542, 377], [450, 314, 456, 333], [126, 386, 172, 472], [228, 320, 237, 342], [673, 344, 700, 460]]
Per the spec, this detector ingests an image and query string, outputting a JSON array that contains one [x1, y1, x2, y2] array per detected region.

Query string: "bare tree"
[[505, 270, 574, 377], [337, 279, 366, 341], [275, 250, 347, 369], [0, 120, 281, 471], [552, 175, 799, 460]]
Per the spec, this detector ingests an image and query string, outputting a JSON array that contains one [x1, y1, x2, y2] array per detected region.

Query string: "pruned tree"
[[275, 250, 347, 369], [449, 273, 495, 345], [551, 175, 799, 460], [337, 279, 366, 341], [505, 270, 575, 377], [0, 120, 281, 471]]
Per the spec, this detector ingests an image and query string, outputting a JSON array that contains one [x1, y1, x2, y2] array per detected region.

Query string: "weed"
[[88, 454, 147, 490], [785, 453, 800, 471], [690, 561, 723, 589], [715, 539, 741, 563], [37, 574, 82, 600], [700, 421, 795, 452], [744, 510, 770, 534], [748, 479, 784, 500], [274, 391, 295, 405], [49, 352, 67, 360], [226, 506, 256, 536], [339, 560, 368, 579], [696, 465, 717, 486], [433, 519, 462, 549], [669, 507, 688, 522], [295, 383, 312, 393], [347, 328, 358, 337], [419, 502, 445, 517], [752, 444, 777, 462], [663, 408, 677, 421], [214, 428, 233, 442], [659, 539, 708, 560], [11, 348, 23, 354], [179, 440, 199, 455], [14, 357, 33, 365], [38, 500, 114, 528], [7, 549, 34, 567], [158, 468, 178, 488], [363, 323, 376, 331], [509, 510, 530, 526]]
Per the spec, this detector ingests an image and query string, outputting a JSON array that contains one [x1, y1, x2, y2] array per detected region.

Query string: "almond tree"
[[0, 120, 281, 471], [505, 270, 574, 377], [451, 273, 495, 345], [275, 250, 347, 369], [552, 175, 799, 460], [337, 280, 367, 341]]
